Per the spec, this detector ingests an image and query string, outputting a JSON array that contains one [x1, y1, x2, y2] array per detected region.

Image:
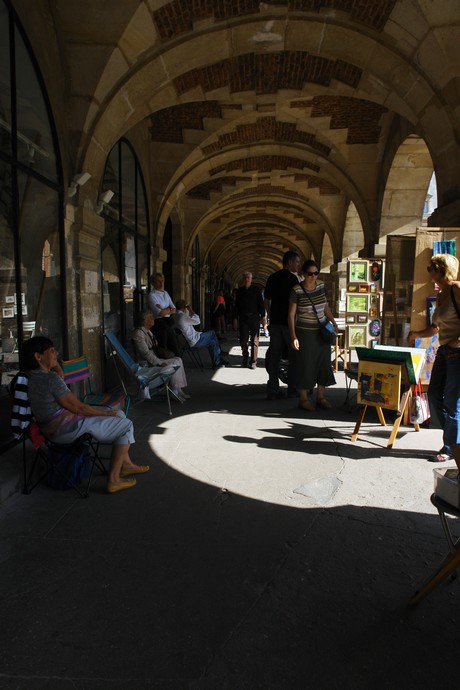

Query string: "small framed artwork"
[[346, 294, 369, 313], [340, 288, 347, 301], [370, 284, 377, 294], [347, 324, 367, 348], [5, 295, 15, 304], [346, 314, 356, 324], [347, 284, 358, 293], [22, 305, 28, 316], [358, 284, 369, 293], [369, 307, 378, 317], [369, 319, 382, 338], [21, 293, 26, 305], [348, 260, 368, 284], [2, 307, 14, 318], [370, 294, 377, 305], [357, 314, 368, 323]]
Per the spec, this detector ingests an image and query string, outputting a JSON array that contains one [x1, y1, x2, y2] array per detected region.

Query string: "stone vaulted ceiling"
[[15, 0, 460, 286]]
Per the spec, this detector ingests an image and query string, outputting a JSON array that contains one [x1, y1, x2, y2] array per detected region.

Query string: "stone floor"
[[0, 334, 459, 689]]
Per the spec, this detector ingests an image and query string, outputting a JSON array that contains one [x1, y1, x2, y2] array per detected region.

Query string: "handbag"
[[299, 285, 336, 345], [410, 380, 430, 425]]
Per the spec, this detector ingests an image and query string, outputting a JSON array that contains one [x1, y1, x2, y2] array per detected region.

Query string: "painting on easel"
[[357, 360, 402, 411]]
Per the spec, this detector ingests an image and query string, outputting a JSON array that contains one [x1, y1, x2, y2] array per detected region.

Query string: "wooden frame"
[[348, 260, 368, 283], [346, 294, 369, 313], [347, 324, 367, 347], [346, 314, 355, 324], [357, 314, 368, 324]]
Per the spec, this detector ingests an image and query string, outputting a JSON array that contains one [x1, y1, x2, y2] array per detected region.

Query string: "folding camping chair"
[[103, 331, 181, 415], [9, 372, 104, 498], [174, 328, 204, 369], [409, 493, 460, 605], [62, 355, 130, 415]]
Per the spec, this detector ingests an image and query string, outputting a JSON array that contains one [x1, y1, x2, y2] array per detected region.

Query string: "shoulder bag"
[[299, 284, 336, 345]]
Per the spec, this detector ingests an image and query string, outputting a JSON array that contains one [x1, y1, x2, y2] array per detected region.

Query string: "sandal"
[[121, 464, 150, 476], [298, 400, 315, 411], [317, 398, 332, 409]]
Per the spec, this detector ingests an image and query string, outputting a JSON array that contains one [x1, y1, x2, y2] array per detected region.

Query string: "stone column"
[[64, 203, 105, 387]]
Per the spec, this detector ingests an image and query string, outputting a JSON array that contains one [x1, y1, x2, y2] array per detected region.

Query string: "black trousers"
[[239, 316, 260, 364], [152, 318, 180, 356]]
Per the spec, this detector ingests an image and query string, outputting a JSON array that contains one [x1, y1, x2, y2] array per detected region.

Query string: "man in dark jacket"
[[264, 251, 301, 399], [236, 272, 265, 369]]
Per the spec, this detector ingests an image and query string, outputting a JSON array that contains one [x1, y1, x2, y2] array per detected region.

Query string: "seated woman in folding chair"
[[131, 309, 190, 401], [22, 336, 148, 494]]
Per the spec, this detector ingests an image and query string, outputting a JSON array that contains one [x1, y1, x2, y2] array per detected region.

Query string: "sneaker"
[[428, 452, 452, 463], [213, 359, 229, 369], [250, 363, 257, 369], [264, 330, 269, 337]]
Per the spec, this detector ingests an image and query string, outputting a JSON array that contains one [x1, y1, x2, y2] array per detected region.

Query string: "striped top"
[[290, 282, 328, 331]]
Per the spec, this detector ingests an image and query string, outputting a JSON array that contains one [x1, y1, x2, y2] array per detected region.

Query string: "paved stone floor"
[[0, 335, 459, 689]]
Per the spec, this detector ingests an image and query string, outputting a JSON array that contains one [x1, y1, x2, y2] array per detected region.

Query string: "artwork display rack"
[[350, 346, 425, 448]]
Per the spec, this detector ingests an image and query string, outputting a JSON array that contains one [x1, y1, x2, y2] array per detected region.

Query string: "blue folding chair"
[[103, 331, 180, 415]]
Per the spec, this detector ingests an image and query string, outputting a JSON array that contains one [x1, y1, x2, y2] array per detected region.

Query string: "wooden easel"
[[351, 358, 420, 448]]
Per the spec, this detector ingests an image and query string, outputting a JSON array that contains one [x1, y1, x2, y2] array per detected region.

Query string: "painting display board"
[[345, 259, 384, 349], [351, 346, 425, 447], [415, 335, 439, 385]]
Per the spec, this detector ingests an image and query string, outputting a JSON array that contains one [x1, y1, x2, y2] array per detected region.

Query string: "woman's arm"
[[407, 323, 438, 346], [57, 391, 118, 417], [288, 301, 299, 350], [324, 304, 338, 331]]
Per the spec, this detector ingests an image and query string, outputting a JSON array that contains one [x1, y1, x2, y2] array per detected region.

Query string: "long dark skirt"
[[295, 329, 336, 390]]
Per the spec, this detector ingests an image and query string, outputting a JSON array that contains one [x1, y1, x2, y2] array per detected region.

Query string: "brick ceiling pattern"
[[210, 156, 320, 176], [291, 95, 388, 144], [149, 102, 222, 143], [202, 117, 331, 156], [173, 52, 362, 96], [187, 177, 248, 199], [153, 0, 397, 41]]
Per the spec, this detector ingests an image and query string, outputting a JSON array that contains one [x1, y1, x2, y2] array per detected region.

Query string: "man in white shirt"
[[147, 273, 180, 355], [175, 300, 228, 369]]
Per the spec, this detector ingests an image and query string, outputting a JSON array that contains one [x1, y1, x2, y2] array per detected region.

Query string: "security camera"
[[68, 171, 92, 197], [96, 189, 115, 214]]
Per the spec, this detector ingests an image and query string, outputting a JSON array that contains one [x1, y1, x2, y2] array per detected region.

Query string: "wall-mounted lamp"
[[96, 189, 115, 214], [68, 171, 92, 198]]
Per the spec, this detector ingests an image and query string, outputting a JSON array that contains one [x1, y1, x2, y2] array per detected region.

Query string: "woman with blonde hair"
[[408, 253, 460, 469]]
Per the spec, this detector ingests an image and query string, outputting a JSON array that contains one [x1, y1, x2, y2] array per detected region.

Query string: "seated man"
[[131, 309, 190, 401], [175, 300, 228, 369]]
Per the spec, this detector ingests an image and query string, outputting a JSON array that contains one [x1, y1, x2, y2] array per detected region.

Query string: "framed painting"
[[346, 294, 369, 313], [346, 314, 355, 324], [348, 260, 368, 284], [357, 314, 368, 323], [357, 360, 402, 411], [347, 324, 367, 348], [358, 284, 369, 293], [2, 307, 14, 318], [347, 284, 358, 293]]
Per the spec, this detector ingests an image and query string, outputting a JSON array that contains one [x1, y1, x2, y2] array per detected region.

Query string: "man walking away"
[[236, 272, 265, 369]]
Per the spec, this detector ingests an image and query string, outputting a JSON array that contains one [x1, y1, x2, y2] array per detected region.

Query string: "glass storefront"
[[0, 0, 63, 447], [101, 139, 149, 346]]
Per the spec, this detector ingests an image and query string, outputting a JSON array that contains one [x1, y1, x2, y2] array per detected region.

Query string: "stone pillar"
[[64, 203, 105, 387]]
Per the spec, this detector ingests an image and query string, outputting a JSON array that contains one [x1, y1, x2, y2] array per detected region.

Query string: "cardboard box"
[[433, 467, 460, 508]]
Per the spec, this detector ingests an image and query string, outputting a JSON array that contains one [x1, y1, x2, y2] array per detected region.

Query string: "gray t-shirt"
[[28, 370, 70, 423]]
